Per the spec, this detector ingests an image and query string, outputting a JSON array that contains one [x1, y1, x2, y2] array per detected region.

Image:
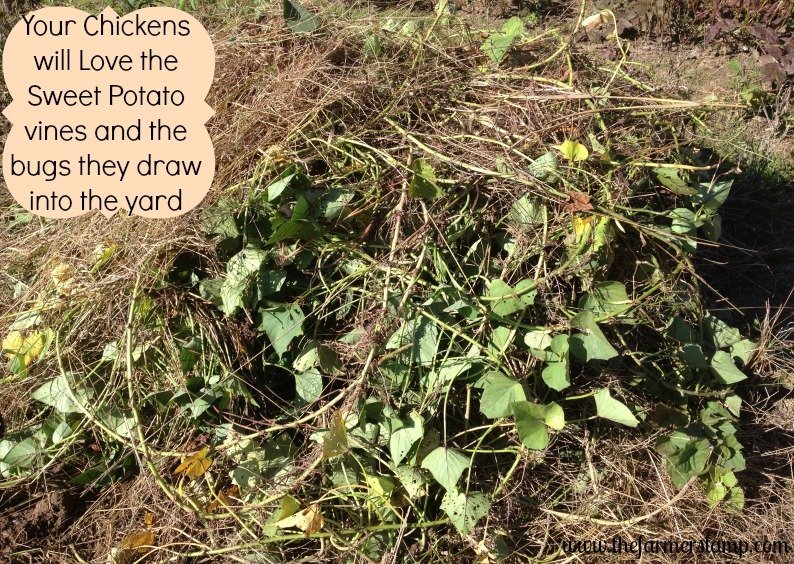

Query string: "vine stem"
[[383, 151, 411, 310], [523, 0, 586, 71], [125, 275, 204, 514], [172, 518, 451, 558]]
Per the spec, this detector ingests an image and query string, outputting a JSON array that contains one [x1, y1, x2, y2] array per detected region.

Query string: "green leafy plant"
[[481, 17, 525, 65]]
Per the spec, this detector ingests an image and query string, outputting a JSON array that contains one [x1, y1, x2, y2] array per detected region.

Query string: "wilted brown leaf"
[[114, 529, 155, 564], [563, 191, 593, 213], [206, 485, 239, 513], [143, 512, 157, 528], [121, 530, 155, 550]]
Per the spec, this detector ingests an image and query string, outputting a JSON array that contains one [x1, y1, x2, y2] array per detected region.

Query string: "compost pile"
[[1, 1, 791, 561]]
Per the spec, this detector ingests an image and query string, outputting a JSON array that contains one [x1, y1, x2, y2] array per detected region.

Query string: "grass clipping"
[[0, 2, 792, 562]]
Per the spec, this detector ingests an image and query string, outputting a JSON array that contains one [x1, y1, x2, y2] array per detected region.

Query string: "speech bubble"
[[2, 6, 215, 218]]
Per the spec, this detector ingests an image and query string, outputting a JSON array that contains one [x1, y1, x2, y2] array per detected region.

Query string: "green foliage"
[[409, 159, 443, 200], [294, 369, 323, 406], [594, 388, 639, 428], [509, 195, 546, 225], [440, 489, 490, 535], [485, 278, 536, 316], [710, 350, 747, 384], [579, 281, 631, 317], [161, 147, 756, 536], [0, 437, 38, 476], [527, 152, 559, 182], [421, 447, 470, 490], [555, 139, 589, 162], [527, 333, 570, 391], [259, 304, 305, 359], [692, 180, 732, 213], [478, 371, 526, 419], [323, 415, 349, 460], [283, 0, 320, 33], [389, 411, 424, 464], [569, 311, 619, 362], [481, 17, 524, 65], [219, 248, 271, 315], [386, 316, 439, 365], [31, 374, 92, 414], [654, 167, 696, 195], [512, 401, 564, 450], [657, 401, 746, 507]]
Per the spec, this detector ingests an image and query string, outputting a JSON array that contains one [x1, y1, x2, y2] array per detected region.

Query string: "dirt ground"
[[0, 491, 79, 556]]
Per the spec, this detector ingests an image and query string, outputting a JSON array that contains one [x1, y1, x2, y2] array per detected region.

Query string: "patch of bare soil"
[[629, 42, 752, 98], [0, 491, 78, 559], [456, 0, 515, 18]]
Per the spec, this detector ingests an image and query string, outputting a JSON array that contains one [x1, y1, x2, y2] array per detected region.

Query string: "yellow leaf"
[[120, 529, 155, 550], [572, 215, 595, 241], [23, 332, 45, 363], [275, 503, 324, 534], [174, 447, 213, 480], [143, 512, 157, 528], [555, 140, 589, 162], [322, 413, 349, 460], [2, 331, 23, 360], [3, 330, 45, 365]]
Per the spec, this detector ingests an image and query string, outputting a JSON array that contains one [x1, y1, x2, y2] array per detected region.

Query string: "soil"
[[456, 0, 515, 18], [0, 490, 79, 560]]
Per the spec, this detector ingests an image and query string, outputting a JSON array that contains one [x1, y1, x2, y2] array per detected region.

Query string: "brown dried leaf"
[[143, 512, 157, 528], [114, 529, 155, 564], [206, 485, 239, 513], [563, 191, 593, 213]]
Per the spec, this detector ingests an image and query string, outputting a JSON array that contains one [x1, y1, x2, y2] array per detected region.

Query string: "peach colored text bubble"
[[2, 6, 215, 218]]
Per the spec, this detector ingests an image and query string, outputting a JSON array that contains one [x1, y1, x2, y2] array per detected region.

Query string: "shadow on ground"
[[697, 162, 794, 327]]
